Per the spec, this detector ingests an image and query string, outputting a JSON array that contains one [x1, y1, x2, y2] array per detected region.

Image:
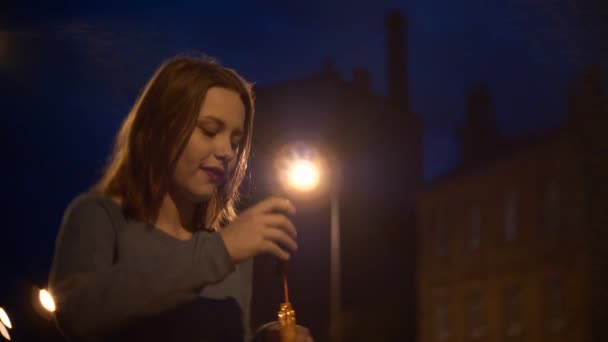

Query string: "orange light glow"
[[0, 308, 11, 330], [0, 321, 10, 341], [39, 289, 56, 313], [286, 159, 320, 192]]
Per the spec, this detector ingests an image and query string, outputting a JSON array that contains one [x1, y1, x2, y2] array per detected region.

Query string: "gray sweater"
[[49, 192, 253, 341]]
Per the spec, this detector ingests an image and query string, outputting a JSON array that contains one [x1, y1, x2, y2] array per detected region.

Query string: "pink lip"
[[200, 166, 225, 182]]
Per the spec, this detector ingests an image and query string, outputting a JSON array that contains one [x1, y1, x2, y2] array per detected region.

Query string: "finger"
[[253, 197, 296, 216], [263, 227, 298, 252], [263, 214, 297, 238], [262, 240, 290, 260]]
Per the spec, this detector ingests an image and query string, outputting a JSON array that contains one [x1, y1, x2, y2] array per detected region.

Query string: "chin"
[[187, 186, 216, 203]]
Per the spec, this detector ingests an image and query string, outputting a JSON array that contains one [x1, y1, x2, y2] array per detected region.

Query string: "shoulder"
[[62, 191, 123, 229], [65, 191, 111, 215]]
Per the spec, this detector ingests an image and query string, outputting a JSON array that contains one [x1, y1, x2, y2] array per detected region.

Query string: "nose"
[[214, 137, 236, 163]]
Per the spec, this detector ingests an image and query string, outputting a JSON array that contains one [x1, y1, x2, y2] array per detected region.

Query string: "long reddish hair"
[[94, 54, 254, 229]]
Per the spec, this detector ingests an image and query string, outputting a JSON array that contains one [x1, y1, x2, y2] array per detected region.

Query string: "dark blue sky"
[[2, 0, 605, 181], [1, 0, 605, 284]]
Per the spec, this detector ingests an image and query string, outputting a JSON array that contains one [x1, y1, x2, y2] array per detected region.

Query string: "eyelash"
[[199, 127, 241, 150], [201, 127, 216, 137]]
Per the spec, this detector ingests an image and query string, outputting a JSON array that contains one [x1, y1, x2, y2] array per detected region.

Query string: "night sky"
[[1, 0, 606, 337]]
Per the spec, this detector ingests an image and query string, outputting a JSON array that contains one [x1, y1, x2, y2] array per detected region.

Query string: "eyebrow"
[[199, 116, 244, 137]]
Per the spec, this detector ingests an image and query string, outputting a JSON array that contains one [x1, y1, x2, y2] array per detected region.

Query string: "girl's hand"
[[219, 197, 297, 263]]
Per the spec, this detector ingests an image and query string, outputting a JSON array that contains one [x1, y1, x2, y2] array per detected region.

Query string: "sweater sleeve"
[[48, 194, 235, 338]]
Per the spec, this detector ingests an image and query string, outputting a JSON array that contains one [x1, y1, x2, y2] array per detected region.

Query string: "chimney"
[[386, 10, 409, 112], [458, 83, 500, 163]]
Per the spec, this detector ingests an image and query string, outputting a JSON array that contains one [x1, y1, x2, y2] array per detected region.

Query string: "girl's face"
[[172, 86, 246, 203]]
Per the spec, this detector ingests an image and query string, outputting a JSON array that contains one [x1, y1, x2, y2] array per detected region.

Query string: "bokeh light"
[[39, 289, 56, 313], [0, 321, 10, 341], [0, 308, 11, 330]]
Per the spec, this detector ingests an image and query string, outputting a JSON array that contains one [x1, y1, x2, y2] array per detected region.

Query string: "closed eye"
[[198, 126, 217, 137]]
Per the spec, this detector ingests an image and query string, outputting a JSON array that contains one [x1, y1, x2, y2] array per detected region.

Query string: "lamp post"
[[275, 143, 341, 342], [329, 183, 341, 342]]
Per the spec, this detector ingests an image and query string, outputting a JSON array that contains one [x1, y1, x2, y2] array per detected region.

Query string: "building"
[[248, 11, 422, 341], [416, 69, 607, 342]]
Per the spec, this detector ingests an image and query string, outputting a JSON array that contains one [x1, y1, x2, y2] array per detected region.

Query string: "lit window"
[[434, 301, 450, 341], [545, 278, 565, 332], [504, 286, 524, 336], [504, 191, 518, 242], [543, 180, 560, 232], [469, 205, 481, 250], [467, 292, 485, 338]]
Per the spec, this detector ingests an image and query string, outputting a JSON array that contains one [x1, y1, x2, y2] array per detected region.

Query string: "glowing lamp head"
[[287, 160, 320, 192], [39, 289, 56, 313]]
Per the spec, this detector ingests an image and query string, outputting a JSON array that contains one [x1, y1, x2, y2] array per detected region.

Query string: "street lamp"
[[285, 159, 321, 192], [274, 142, 341, 341]]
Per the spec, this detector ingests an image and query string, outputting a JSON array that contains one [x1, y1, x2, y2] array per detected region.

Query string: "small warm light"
[[275, 142, 328, 197], [287, 160, 320, 192], [0, 308, 11, 329], [39, 289, 56, 313], [0, 321, 10, 341]]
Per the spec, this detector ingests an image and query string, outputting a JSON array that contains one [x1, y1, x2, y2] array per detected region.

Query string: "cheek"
[[172, 156, 193, 184], [182, 135, 209, 165], [174, 141, 203, 177]]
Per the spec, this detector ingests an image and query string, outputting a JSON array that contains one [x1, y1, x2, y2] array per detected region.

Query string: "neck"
[[155, 190, 204, 241]]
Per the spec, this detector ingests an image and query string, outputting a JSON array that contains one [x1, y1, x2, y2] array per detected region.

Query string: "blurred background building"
[[417, 68, 607, 342]]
